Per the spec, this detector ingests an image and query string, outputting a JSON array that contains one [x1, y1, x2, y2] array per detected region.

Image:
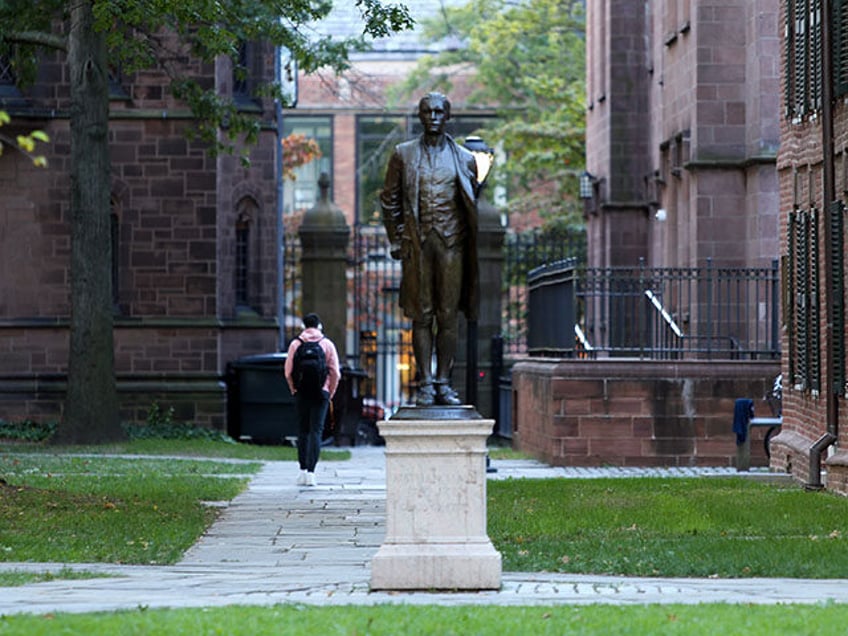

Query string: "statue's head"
[[418, 92, 451, 135]]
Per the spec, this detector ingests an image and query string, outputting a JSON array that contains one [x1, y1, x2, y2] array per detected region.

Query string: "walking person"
[[284, 313, 340, 486]]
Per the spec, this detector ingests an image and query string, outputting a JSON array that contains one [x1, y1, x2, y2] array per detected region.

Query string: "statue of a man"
[[380, 92, 479, 406]]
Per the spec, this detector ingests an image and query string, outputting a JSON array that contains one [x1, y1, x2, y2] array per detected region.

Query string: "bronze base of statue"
[[391, 404, 482, 421]]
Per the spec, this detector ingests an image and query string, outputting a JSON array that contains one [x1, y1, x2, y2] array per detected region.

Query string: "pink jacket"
[[284, 327, 341, 398]]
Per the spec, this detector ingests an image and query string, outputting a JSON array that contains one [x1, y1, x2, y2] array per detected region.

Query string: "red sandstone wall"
[[0, 41, 280, 428], [512, 359, 779, 468]]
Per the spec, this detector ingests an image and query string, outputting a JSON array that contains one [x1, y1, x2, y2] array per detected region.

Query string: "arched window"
[[235, 196, 259, 310], [235, 213, 250, 308]]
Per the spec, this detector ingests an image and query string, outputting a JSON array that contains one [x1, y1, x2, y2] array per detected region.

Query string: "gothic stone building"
[[0, 41, 281, 428], [585, 0, 781, 270]]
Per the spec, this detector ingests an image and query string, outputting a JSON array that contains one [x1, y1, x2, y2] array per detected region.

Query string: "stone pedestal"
[[370, 406, 502, 590]]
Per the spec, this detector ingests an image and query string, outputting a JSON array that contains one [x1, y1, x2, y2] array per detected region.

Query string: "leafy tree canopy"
[[0, 0, 413, 155], [391, 0, 585, 229]]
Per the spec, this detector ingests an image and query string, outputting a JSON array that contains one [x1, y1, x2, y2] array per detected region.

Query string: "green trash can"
[[226, 353, 297, 444]]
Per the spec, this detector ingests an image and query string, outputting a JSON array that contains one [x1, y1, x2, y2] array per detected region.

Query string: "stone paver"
[[1, 447, 846, 616]]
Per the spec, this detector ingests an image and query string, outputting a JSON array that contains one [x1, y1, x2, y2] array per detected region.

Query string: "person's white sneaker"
[[297, 469, 308, 486], [306, 472, 317, 487]]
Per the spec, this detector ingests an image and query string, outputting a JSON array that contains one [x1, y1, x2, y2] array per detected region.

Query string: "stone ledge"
[[769, 429, 814, 456], [826, 450, 848, 467]]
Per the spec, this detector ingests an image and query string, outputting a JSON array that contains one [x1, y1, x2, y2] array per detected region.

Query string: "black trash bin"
[[331, 366, 368, 446], [226, 353, 297, 444], [527, 258, 577, 357]]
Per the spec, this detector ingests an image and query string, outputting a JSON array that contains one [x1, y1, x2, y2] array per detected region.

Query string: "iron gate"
[[351, 225, 414, 414]]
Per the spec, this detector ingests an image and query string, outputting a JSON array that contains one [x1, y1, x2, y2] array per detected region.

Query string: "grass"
[[0, 452, 258, 564], [4, 444, 848, 578], [1, 603, 847, 635], [3, 438, 351, 462], [489, 477, 848, 578], [487, 446, 533, 460], [0, 568, 108, 587], [2, 446, 848, 631]]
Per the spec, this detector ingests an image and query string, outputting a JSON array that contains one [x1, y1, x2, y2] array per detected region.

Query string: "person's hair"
[[418, 92, 451, 119], [303, 313, 321, 329]]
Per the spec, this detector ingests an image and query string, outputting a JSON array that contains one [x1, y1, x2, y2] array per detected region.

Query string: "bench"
[[735, 375, 783, 472], [736, 415, 782, 472]]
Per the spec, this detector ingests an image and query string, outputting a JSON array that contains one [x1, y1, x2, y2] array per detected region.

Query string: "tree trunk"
[[55, 1, 123, 443]]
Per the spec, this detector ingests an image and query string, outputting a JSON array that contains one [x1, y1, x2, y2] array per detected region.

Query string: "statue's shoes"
[[435, 384, 461, 406], [415, 383, 436, 407]]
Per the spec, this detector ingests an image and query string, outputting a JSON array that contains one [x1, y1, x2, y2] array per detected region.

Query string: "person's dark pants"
[[295, 390, 329, 472]]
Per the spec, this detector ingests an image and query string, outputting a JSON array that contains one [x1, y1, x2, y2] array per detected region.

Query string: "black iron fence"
[[351, 226, 414, 410], [282, 222, 780, 429], [520, 258, 781, 360], [502, 227, 586, 354]]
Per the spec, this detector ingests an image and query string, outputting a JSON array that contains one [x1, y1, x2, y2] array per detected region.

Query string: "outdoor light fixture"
[[579, 170, 596, 199], [463, 135, 495, 187]]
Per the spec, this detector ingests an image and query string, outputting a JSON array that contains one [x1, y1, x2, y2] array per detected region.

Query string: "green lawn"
[[2, 443, 848, 632], [0, 603, 846, 635], [489, 476, 848, 578], [3, 443, 848, 579]]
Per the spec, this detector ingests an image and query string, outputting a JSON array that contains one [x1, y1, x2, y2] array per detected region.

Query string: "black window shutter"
[[830, 200, 846, 394], [810, 207, 822, 394]]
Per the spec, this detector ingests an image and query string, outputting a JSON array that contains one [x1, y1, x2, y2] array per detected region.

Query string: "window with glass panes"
[[356, 113, 495, 226], [282, 116, 333, 215]]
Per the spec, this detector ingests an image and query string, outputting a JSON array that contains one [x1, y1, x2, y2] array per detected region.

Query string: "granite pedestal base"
[[370, 407, 502, 590]]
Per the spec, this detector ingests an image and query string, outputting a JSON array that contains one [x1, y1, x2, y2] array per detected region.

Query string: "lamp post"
[[579, 170, 596, 200], [462, 136, 495, 409]]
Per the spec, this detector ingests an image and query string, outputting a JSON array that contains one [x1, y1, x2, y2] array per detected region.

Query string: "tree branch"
[[6, 30, 67, 51]]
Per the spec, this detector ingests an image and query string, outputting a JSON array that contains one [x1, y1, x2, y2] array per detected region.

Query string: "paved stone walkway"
[[2, 447, 848, 616]]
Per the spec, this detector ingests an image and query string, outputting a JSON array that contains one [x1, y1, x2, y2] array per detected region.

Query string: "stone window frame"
[[232, 40, 261, 111], [235, 205, 252, 309]]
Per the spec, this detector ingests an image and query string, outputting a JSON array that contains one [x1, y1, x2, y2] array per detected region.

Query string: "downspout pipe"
[[806, 432, 838, 491]]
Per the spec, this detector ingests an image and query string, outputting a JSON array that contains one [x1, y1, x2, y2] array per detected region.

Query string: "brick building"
[[0, 40, 281, 428], [0, 2, 488, 429], [769, 0, 848, 495], [514, 1, 787, 470], [582, 1, 848, 494], [585, 0, 781, 270]]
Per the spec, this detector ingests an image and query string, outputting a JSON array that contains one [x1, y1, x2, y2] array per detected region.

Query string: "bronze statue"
[[381, 92, 479, 407]]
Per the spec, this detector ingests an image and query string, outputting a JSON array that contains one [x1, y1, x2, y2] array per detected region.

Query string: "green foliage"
[[121, 403, 235, 443], [489, 477, 848, 578], [0, 110, 50, 166], [0, 419, 56, 442], [0, 0, 414, 159], [392, 0, 586, 226]]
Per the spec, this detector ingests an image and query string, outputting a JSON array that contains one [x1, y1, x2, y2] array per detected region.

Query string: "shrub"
[[0, 419, 56, 442], [121, 403, 235, 443]]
